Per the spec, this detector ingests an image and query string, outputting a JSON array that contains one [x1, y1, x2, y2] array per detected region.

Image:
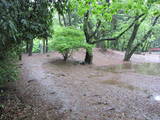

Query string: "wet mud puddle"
[[100, 62, 160, 76], [44, 58, 160, 120], [99, 63, 160, 101]]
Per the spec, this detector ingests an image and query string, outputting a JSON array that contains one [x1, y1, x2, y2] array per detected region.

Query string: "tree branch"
[[83, 10, 91, 42], [130, 15, 160, 55], [90, 14, 145, 44]]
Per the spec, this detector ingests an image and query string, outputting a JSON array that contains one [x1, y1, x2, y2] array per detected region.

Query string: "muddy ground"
[[1, 49, 160, 120]]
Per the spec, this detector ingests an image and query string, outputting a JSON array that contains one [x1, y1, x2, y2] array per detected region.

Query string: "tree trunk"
[[42, 39, 46, 54], [28, 39, 33, 56], [141, 42, 147, 52], [124, 23, 140, 61], [46, 39, 48, 53], [63, 52, 68, 61], [19, 53, 22, 61], [62, 14, 66, 26], [83, 11, 94, 64], [39, 41, 43, 53], [124, 15, 159, 61], [58, 13, 62, 26], [123, 52, 132, 61], [63, 56, 67, 61], [26, 41, 29, 53], [67, 10, 72, 26], [85, 49, 93, 64]]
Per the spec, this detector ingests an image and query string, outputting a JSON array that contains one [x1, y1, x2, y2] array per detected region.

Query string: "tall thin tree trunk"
[[62, 14, 66, 26], [46, 39, 48, 53], [83, 11, 93, 64], [124, 23, 140, 61], [58, 13, 62, 26], [17, 47, 22, 60], [26, 41, 29, 53], [68, 10, 72, 26], [28, 39, 33, 56], [42, 39, 46, 54], [141, 42, 147, 52]]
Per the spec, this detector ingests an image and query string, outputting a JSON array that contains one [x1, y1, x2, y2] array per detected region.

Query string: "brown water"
[[98, 63, 160, 76]]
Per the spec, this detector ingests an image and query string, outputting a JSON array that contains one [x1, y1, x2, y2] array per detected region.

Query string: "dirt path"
[[10, 49, 160, 120]]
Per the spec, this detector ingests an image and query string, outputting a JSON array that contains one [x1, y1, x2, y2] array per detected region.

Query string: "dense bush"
[[0, 0, 53, 84], [0, 48, 19, 85], [51, 26, 93, 61]]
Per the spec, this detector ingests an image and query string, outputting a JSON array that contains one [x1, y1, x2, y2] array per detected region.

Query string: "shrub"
[[0, 48, 19, 85], [51, 26, 93, 61]]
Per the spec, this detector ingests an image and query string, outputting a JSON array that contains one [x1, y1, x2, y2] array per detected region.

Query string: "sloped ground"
[[1, 49, 160, 120]]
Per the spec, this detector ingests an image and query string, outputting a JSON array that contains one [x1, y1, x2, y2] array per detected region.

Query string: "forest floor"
[[1, 49, 160, 120]]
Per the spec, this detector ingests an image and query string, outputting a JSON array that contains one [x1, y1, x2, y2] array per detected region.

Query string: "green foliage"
[[0, 0, 53, 50], [73, 0, 118, 21], [104, 0, 160, 52], [0, 0, 53, 84], [0, 61, 18, 85], [32, 38, 53, 53], [107, 14, 159, 52], [0, 48, 20, 85], [32, 38, 42, 53], [51, 26, 93, 60], [72, 0, 153, 21]]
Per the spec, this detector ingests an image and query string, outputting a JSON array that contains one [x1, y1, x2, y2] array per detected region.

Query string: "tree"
[[0, 0, 53, 84], [53, 0, 73, 26], [72, 0, 160, 63], [51, 26, 92, 61], [123, 1, 160, 61], [72, 0, 141, 64], [24, 0, 54, 56]]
